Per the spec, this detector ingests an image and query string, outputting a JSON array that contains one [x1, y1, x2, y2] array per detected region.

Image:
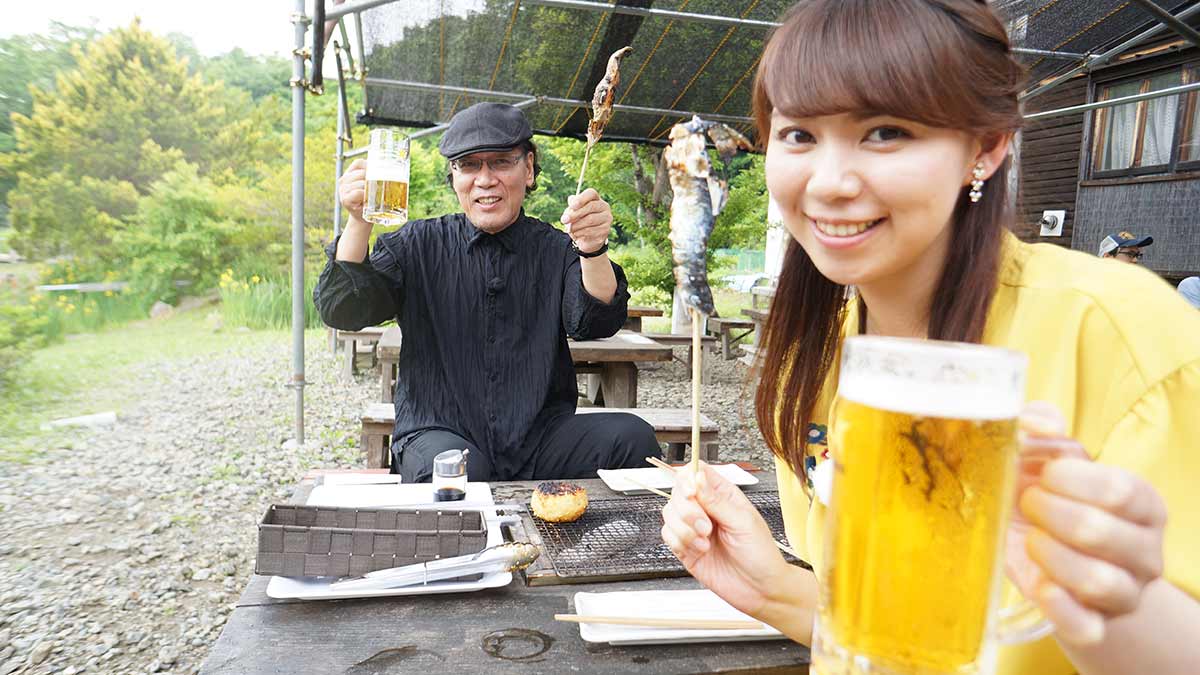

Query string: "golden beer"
[[364, 178, 409, 225], [362, 128, 410, 226], [813, 337, 1029, 675]]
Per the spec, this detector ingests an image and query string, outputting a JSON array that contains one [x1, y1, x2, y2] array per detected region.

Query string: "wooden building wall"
[[1015, 78, 1088, 243]]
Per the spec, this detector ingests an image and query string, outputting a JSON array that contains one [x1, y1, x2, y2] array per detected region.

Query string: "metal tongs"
[[329, 542, 540, 592]]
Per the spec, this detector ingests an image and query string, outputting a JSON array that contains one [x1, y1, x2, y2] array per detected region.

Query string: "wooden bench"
[[375, 326, 402, 403], [360, 404, 721, 469], [640, 332, 718, 382], [706, 317, 756, 360], [335, 326, 388, 380], [738, 343, 760, 367]]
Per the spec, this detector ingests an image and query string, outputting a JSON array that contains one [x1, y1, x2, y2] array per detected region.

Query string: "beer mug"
[[813, 336, 1051, 675], [362, 128, 410, 226]]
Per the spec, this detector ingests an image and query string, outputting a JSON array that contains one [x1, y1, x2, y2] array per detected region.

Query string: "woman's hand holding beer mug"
[[660, 462, 818, 643], [1004, 401, 1200, 670]]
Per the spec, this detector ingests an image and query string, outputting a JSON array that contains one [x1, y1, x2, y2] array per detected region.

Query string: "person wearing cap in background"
[[1098, 230, 1154, 264], [313, 102, 660, 482], [1180, 277, 1200, 309]]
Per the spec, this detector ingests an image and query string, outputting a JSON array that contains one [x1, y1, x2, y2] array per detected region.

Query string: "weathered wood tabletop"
[[201, 475, 809, 675]]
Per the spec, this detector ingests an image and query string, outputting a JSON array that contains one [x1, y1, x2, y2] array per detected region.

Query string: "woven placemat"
[[255, 505, 487, 577]]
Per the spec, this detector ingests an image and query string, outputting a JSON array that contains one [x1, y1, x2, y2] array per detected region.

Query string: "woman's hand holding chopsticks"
[[660, 461, 819, 644]]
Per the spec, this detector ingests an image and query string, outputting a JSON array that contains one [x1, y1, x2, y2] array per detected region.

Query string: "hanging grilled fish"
[[665, 116, 752, 315], [329, 542, 540, 592]]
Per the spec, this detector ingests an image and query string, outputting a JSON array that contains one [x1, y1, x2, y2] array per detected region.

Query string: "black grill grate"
[[531, 491, 798, 579]]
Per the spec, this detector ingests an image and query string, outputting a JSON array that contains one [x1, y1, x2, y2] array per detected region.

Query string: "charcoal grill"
[[526, 491, 802, 584]]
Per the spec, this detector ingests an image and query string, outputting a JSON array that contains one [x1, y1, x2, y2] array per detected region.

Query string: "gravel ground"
[[0, 332, 771, 674]]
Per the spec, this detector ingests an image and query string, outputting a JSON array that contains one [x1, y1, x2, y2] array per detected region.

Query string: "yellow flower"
[[242, 282, 250, 290], [65, 304, 76, 312], [251, 275, 261, 284], [105, 290, 114, 297], [83, 306, 94, 314]]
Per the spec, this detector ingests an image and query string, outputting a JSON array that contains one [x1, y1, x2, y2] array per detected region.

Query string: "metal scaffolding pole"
[[289, 0, 309, 445], [1023, 81, 1200, 121], [1130, 0, 1200, 50], [1011, 47, 1091, 60], [326, 0, 402, 22], [1021, 2, 1200, 101], [364, 77, 753, 125], [522, 0, 778, 28]]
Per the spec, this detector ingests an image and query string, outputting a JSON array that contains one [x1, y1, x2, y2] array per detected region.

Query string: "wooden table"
[[751, 285, 776, 310], [376, 326, 403, 403], [569, 330, 673, 408], [623, 305, 665, 332], [336, 326, 388, 380], [200, 475, 809, 675]]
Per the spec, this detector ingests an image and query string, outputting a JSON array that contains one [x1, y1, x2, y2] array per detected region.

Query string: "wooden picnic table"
[[200, 473, 810, 675], [570, 330, 673, 408], [751, 285, 776, 310], [336, 326, 388, 380], [376, 326, 403, 403], [623, 304, 665, 332]]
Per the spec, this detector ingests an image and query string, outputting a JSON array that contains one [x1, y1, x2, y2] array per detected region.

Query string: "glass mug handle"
[[997, 434, 1092, 645]]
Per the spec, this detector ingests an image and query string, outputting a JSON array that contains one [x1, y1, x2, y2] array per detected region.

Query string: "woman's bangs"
[[760, 0, 970, 129]]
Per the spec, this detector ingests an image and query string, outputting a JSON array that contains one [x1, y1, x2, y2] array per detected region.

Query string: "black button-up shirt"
[[313, 211, 630, 478]]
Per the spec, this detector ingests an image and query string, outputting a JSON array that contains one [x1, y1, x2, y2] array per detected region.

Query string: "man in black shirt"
[[314, 102, 661, 482]]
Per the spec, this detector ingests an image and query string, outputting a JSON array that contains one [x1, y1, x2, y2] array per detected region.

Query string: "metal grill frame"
[[531, 491, 797, 580]]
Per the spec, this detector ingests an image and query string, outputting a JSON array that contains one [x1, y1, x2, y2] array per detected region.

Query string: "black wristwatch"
[[572, 240, 609, 258]]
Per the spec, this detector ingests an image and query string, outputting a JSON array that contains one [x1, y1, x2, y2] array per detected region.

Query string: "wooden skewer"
[[690, 308, 703, 476], [575, 145, 593, 195], [555, 614, 764, 630], [643, 457, 802, 559]]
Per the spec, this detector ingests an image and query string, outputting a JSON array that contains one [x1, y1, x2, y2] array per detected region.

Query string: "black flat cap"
[[438, 102, 533, 160]]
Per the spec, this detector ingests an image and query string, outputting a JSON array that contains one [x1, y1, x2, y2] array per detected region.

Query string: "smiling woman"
[[659, 3, 1200, 675]]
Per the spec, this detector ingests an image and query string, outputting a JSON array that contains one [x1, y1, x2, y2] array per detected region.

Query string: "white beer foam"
[[367, 162, 410, 183], [838, 374, 1022, 421]]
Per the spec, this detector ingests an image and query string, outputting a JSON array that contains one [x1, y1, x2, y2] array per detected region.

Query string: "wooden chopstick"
[[554, 614, 764, 630], [647, 456, 677, 472], [621, 474, 671, 498], [644, 457, 802, 559]]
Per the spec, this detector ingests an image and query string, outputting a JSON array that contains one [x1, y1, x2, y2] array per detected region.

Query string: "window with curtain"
[[1180, 66, 1200, 164], [1090, 63, 1200, 176]]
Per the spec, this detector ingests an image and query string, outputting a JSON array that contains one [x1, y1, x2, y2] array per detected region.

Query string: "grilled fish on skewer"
[[587, 46, 633, 148], [665, 116, 752, 315], [577, 46, 632, 194]]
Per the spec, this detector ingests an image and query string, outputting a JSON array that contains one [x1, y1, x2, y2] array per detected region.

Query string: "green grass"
[[0, 307, 286, 463], [641, 287, 755, 334]]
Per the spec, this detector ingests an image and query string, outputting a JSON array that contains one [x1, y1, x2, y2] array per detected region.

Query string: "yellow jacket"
[[776, 232, 1200, 674]]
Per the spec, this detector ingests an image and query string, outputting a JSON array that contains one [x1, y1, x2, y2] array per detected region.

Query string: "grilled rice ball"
[[530, 481, 588, 523]]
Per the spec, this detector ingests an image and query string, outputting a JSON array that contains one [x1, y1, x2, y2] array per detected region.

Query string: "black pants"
[[392, 413, 661, 482]]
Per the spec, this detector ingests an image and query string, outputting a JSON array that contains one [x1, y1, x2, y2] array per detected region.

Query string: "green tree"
[[114, 162, 252, 303], [5, 21, 269, 260], [0, 22, 99, 224]]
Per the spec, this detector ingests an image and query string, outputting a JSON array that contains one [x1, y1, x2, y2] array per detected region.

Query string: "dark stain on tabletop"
[[481, 628, 556, 662], [345, 645, 445, 674]]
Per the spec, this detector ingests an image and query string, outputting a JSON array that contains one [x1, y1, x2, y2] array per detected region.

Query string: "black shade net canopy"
[[320, 0, 1199, 147]]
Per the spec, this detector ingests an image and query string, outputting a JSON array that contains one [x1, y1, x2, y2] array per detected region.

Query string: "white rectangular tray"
[[573, 589, 785, 645], [596, 464, 758, 494], [265, 482, 512, 600]]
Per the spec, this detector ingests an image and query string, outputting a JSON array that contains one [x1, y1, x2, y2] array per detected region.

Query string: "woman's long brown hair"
[[752, 0, 1026, 479]]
